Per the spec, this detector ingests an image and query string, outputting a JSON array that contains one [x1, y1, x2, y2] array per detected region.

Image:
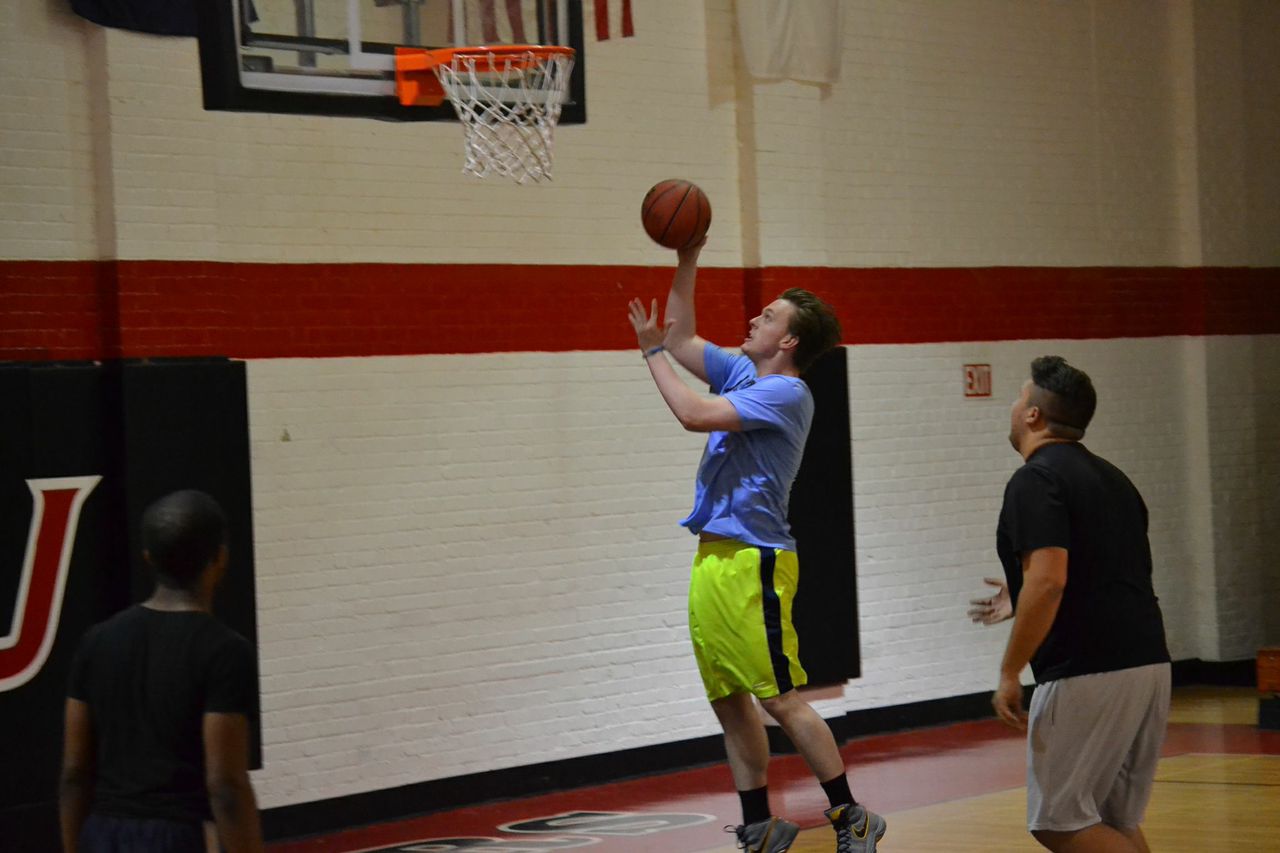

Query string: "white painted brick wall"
[[241, 337, 1279, 807], [1239, 2, 1280, 264], [5, 0, 1278, 814], [0, 2, 99, 259], [4, 0, 1277, 265], [838, 337, 1219, 714], [1205, 335, 1280, 657], [246, 352, 717, 804], [1, 0, 746, 266], [745, 0, 1204, 267]]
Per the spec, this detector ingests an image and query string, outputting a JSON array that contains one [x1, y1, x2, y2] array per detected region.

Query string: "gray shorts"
[[1026, 662, 1171, 832]]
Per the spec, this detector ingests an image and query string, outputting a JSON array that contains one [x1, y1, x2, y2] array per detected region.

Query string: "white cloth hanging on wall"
[[735, 0, 844, 84]]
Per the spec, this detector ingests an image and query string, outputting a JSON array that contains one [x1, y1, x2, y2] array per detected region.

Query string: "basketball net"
[[433, 48, 575, 183]]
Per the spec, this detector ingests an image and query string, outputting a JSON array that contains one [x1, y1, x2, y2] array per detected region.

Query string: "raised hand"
[[627, 297, 668, 352], [968, 577, 1012, 625], [676, 235, 707, 266]]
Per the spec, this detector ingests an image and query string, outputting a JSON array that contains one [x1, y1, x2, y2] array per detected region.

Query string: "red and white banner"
[[595, 0, 634, 40]]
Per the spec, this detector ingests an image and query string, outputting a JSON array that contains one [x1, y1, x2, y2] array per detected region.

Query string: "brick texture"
[[3, 261, 1278, 361], [2, 0, 1278, 814]]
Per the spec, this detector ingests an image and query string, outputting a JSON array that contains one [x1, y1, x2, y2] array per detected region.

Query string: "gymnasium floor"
[[268, 687, 1280, 852]]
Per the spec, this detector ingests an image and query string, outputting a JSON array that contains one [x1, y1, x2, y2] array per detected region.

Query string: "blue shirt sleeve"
[[703, 343, 751, 394], [724, 375, 811, 432]]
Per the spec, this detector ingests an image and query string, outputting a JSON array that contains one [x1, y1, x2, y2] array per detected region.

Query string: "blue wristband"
[[643, 345, 665, 359]]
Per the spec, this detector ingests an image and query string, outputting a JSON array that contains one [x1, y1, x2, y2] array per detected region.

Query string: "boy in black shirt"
[[971, 357, 1170, 853], [60, 490, 262, 852]]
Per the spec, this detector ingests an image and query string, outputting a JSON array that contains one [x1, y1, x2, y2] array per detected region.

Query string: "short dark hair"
[[779, 288, 842, 373], [141, 490, 228, 590], [1029, 356, 1096, 439]]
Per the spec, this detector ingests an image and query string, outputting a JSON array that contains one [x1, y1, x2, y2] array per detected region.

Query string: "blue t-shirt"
[[680, 343, 814, 550]]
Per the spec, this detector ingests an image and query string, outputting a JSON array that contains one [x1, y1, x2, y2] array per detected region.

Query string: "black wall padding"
[[788, 346, 860, 685], [0, 359, 259, 851]]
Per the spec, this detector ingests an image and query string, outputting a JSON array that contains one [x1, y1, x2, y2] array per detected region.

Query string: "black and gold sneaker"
[[726, 816, 801, 852], [825, 803, 887, 853]]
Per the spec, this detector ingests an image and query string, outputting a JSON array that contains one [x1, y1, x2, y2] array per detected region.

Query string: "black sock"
[[738, 785, 771, 825], [820, 773, 856, 809]]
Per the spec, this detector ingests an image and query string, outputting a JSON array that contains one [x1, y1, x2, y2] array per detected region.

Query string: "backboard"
[[197, 0, 585, 123]]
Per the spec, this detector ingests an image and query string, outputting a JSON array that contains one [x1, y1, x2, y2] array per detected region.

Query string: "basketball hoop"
[[396, 45, 575, 183]]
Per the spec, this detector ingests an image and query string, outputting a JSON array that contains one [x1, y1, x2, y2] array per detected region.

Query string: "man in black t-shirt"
[[969, 357, 1170, 853], [60, 491, 263, 853]]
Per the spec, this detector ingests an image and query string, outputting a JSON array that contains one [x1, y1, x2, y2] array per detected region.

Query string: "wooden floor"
[[741, 753, 1280, 852], [1166, 685, 1260, 725], [269, 687, 1280, 852]]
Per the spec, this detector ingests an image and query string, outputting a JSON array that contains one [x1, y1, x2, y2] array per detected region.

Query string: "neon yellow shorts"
[[688, 539, 807, 702]]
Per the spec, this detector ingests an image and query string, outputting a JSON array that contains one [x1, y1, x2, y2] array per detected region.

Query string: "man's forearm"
[[59, 776, 92, 852], [664, 256, 698, 342], [647, 352, 708, 428], [999, 574, 1062, 677], [210, 780, 264, 853]]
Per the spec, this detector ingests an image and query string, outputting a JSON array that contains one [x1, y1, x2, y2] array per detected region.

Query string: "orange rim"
[[394, 44, 574, 107], [395, 44, 575, 73]]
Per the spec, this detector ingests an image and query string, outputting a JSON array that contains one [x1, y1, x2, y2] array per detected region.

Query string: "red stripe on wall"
[[757, 266, 1280, 344], [1, 261, 1277, 361]]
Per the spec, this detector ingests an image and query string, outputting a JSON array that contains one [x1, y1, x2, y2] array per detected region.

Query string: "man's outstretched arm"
[[60, 698, 95, 853], [205, 712, 264, 853], [628, 297, 739, 433], [968, 577, 1012, 625], [992, 547, 1067, 729], [663, 240, 712, 383]]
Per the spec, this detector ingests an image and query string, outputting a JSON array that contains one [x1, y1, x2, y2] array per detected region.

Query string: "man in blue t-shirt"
[[627, 240, 885, 853]]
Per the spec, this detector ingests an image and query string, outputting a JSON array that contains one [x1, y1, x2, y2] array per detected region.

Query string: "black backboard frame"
[[197, 0, 586, 124]]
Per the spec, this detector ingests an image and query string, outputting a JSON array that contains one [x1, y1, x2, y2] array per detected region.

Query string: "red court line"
[[265, 720, 1280, 852], [3, 261, 1277, 361]]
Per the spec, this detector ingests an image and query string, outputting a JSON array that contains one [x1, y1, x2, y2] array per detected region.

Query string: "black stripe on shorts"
[[758, 547, 793, 694]]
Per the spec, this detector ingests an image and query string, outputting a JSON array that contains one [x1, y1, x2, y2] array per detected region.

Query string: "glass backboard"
[[198, 0, 585, 122]]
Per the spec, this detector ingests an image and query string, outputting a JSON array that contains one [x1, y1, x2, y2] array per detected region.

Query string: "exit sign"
[[964, 364, 992, 398]]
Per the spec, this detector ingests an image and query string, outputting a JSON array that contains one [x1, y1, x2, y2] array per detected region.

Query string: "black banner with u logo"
[[0, 359, 260, 851]]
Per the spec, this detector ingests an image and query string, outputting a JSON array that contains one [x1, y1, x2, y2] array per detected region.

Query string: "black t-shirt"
[[997, 442, 1170, 683], [68, 605, 255, 823]]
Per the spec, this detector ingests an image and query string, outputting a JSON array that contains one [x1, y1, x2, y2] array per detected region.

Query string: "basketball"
[[641, 179, 712, 250]]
